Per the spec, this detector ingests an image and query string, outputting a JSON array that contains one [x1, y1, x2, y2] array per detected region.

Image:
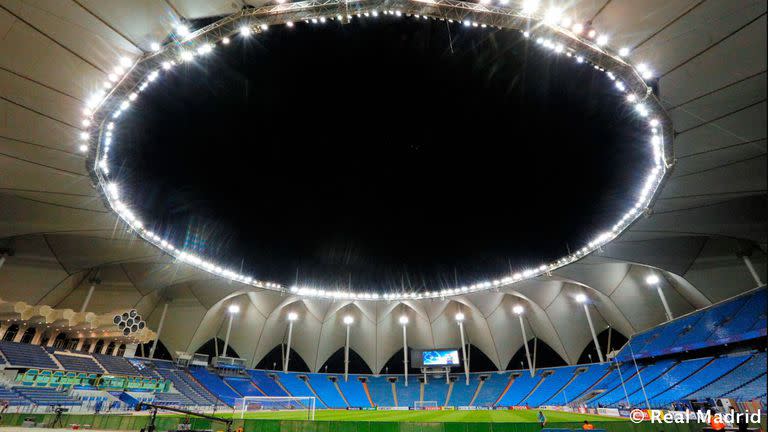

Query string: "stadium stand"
[[53, 352, 104, 374], [617, 289, 767, 361], [187, 366, 240, 406], [0, 387, 27, 406], [421, 377, 450, 406], [394, 377, 420, 408], [0, 341, 59, 369], [366, 376, 395, 407], [336, 375, 369, 407], [545, 364, 609, 406], [247, 370, 288, 396], [223, 376, 264, 397], [471, 372, 509, 406], [689, 352, 767, 401], [93, 353, 142, 376], [14, 387, 81, 407], [308, 375, 346, 408]]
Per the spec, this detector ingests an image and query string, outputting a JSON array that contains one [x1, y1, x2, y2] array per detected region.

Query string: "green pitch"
[[232, 409, 627, 423]]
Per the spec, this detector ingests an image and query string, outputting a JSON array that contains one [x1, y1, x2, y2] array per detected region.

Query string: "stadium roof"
[[0, 0, 765, 372]]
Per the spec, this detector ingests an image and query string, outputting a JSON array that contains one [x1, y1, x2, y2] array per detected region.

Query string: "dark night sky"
[[115, 17, 649, 292]]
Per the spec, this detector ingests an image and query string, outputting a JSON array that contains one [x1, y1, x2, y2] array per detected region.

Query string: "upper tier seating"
[[93, 353, 142, 376], [54, 352, 104, 374], [617, 288, 767, 361], [588, 359, 676, 406], [336, 375, 369, 407], [0, 341, 59, 369]]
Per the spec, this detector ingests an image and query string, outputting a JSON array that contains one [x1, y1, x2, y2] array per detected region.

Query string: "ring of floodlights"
[[83, 0, 673, 302]]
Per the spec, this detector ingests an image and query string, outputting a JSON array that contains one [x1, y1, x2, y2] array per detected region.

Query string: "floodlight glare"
[[287, 312, 298, 321], [618, 47, 630, 57], [228, 304, 240, 314], [646, 274, 660, 285], [575, 294, 587, 303], [521, 0, 539, 14], [343, 315, 354, 325], [513, 305, 524, 315], [399, 315, 409, 325], [455, 312, 465, 322], [150, 42, 161, 52], [240, 25, 251, 36]]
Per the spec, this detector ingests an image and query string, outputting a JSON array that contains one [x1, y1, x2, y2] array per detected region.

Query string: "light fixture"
[[618, 47, 630, 57], [575, 294, 587, 303], [646, 274, 660, 285], [228, 304, 240, 314], [286, 21, 294, 28], [175, 24, 190, 37], [287, 312, 298, 321], [521, 0, 539, 14], [399, 315, 409, 325], [343, 315, 354, 325], [150, 42, 161, 51], [572, 23, 583, 34], [543, 7, 562, 25], [240, 25, 251, 36], [455, 312, 465, 322], [513, 305, 524, 315], [596, 35, 609, 46], [222, 37, 230, 45]]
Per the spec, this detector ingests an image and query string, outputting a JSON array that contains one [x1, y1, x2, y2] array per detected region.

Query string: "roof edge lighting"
[[84, 0, 672, 302]]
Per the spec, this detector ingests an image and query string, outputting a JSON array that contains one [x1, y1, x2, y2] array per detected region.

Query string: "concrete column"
[[88, 340, 98, 353], [458, 321, 469, 385], [12, 325, 27, 343], [149, 302, 169, 358], [80, 283, 98, 313], [402, 323, 408, 387], [284, 320, 294, 372], [656, 285, 674, 321], [583, 304, 605, 363], [75, 339, 85, 351], [742, 255, 765, 286], [344, 324, 351, 382], [31, 328, 43, 345], [46, 333, 57, 347], [111, 342, 120, 356], [518, 315, 534, 377]]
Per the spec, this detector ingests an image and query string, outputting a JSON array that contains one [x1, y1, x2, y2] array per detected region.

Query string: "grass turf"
[[228, 409, 628, 423]]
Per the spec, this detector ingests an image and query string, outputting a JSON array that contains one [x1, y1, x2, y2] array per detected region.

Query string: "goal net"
[[234, 396, 316, 420], [414, 400, 439, 410]]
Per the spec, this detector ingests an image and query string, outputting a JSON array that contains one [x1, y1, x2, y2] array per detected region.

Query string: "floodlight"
[[228, 304, 240, 314], [343, 315, 354, 325], [399, 315, 409, 325], [287, 312, 298, 321], [455, 312, 465, 322], [575, 294, 587, 303], [646, 274, 660, 285], [513, 305, 524, 315]]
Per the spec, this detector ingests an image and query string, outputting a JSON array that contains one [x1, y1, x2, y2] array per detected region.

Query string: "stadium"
[[0, 0, 766, 432]]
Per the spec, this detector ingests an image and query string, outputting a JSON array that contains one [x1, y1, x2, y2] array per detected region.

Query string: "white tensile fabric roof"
[[0, 0, 765, 372]]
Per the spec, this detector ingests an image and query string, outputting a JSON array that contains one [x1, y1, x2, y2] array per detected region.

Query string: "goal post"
[[234, 396, 316, 420], [414, 400, 439, 410]]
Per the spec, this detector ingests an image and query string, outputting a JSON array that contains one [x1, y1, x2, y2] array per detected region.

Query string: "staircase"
[[302, 378, 328, 408], [542, 369, 580, 405]]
